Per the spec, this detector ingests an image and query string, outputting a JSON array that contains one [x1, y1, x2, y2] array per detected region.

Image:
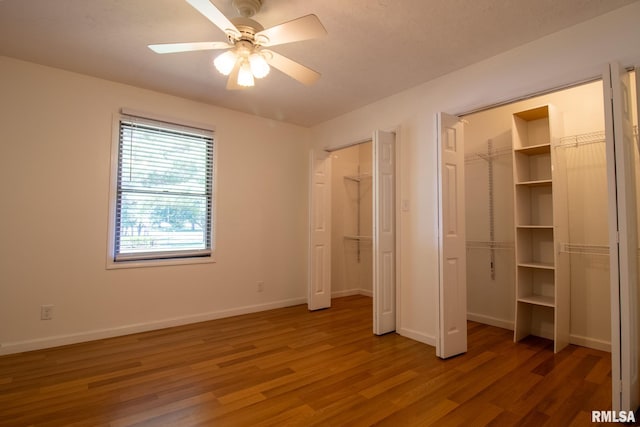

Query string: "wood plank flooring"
[[0, 295, 613, 426]]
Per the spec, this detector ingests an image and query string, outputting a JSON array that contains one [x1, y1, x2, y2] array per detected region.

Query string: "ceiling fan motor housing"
[[232, 0, 263, 17], [229, 17, 264, 43]]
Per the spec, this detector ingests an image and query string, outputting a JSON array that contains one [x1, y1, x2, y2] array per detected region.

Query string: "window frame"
[[106, 111, 217, 269]]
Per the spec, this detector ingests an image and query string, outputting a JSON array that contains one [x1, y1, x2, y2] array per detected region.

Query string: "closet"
[[330, 142, 373, 297], [464, 81, 614, 352]]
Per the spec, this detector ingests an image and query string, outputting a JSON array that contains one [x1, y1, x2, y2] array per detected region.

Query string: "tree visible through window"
[[112, 115, 214, 262]]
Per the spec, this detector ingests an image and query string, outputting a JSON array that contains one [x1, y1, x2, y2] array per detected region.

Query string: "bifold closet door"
[[436, 112, 467, 359], [308, 150, 332, 311], [604, 62, 639, 413], [373, 130, 396, 335]]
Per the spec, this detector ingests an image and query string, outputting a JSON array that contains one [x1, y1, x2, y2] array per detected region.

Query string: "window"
[[109, 113, 215, 265]]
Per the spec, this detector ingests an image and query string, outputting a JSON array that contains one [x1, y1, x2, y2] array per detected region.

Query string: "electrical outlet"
[[257, 281, 264, 292], [40, 305, 54, 320]]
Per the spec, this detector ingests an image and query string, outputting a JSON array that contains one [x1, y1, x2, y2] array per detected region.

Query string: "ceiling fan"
[[149, 0, 327, 89]]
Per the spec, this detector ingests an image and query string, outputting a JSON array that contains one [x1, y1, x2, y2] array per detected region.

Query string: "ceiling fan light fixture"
[[154, 0, 325, 89], [237, 61, 255, 87], [249, 52, 270, 78], [213, 50, 237, 76]]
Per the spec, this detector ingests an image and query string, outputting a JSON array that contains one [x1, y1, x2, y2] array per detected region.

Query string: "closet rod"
[[324, 133, 395, 153]]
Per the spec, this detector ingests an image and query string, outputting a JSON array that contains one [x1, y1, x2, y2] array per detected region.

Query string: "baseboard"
[[570, 334, 611, 352], [332, 289, 373, 298], [331, 289, 361, 298], [397, 327, 436, 347], [467, 312, 514, 331], [0, 297, 307, 355]]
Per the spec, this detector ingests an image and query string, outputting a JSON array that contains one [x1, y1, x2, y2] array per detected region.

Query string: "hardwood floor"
[[0, 295, 613, 426]]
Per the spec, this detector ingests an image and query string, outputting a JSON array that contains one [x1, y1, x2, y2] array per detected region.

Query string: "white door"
[[373, 130, 396, 335], [436, 112, 467, 359], [308, 149, 332, 311], [604, 62, 639, 412]]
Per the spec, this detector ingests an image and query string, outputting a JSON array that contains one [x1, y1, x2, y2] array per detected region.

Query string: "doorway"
[[462, 80, 613, 352], [330, 142, 373, 300], [439, 67, 640, 412], [308, 130, 397, 335]]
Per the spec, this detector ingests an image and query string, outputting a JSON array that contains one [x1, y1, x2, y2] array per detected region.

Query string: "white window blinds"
[[114, 115, 214, 262]]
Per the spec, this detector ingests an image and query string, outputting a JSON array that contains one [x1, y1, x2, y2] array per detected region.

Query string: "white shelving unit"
[[343, 172, 371, 262], [512, 105, 569, 353]]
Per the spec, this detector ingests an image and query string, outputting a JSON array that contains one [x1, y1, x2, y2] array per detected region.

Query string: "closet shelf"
[[344, 173, 372, 182], [464, 146, 512, 163], [514, 143, 551, 155], [518, 295, 555, 307], [559, 243, 609, 256], [344, 235, 372, 241], [516, 225, 554, 229], [558, 130, 605, 148], [515, 179, 552, 187], [517, 261, 555, 270], [557, 127, 638, 148]]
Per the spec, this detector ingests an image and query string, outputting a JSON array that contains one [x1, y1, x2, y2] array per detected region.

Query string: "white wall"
[[0, 57, 311, 354], [310, 2, 640, 345]]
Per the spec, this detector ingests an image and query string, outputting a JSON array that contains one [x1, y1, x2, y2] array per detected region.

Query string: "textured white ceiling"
[[0, 0, 636, 126]]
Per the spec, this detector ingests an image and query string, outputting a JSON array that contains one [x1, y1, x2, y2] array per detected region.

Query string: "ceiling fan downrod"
[[232, 0, 263, 18]]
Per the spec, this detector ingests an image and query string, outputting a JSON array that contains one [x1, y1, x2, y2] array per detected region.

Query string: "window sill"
[[106, 255, 216, 270]]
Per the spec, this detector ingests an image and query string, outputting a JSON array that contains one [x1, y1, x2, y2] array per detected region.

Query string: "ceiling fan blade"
[[263, 50, 320, 86], [185, 0, 241, 39], [148, 41, 233, 54], [255, 14, 327, 47]]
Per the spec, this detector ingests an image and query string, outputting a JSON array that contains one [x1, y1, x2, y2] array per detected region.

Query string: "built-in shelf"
[[517, 261, 555, 270], [514, 143, 551, 155], [516, 179, 552, 187], [344, 235, 372, 241], [512, 104, 569, 354], [517, 295, 555, 307]]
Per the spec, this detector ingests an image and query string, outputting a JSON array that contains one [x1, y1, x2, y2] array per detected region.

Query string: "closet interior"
[[463, 80, 632, 352], [331, 141, 373, 298]]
